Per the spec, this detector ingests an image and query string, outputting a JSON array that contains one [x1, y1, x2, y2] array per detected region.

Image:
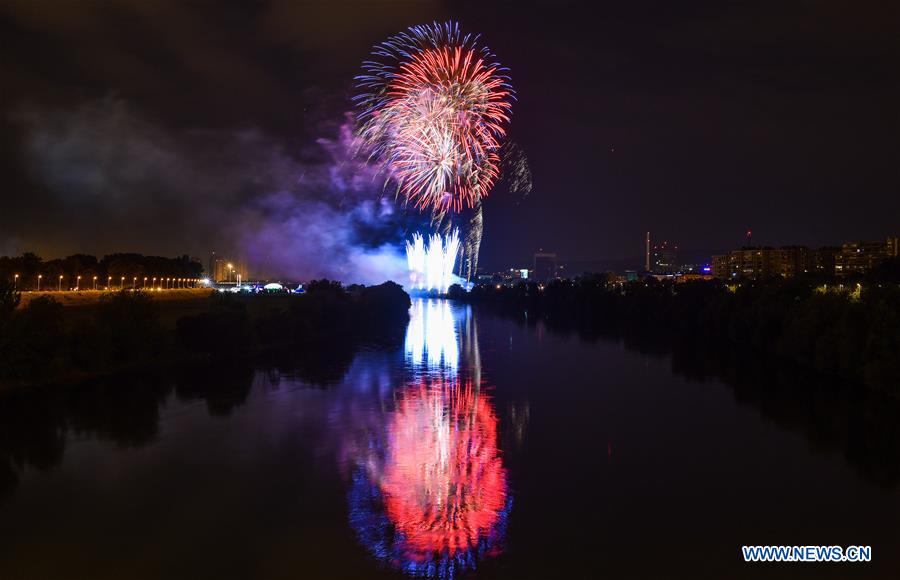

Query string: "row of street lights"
[[9, 274, 202, 292]]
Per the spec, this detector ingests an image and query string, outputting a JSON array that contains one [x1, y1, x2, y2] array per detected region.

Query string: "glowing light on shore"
[[406, 230, 460, 294]]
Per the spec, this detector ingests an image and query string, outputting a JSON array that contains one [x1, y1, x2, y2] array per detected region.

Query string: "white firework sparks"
[[406, 229, 461, 293]]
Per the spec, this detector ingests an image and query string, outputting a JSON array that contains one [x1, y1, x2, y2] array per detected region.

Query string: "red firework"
[[356, 22, 514, 213], [380, 379, 507, 558]]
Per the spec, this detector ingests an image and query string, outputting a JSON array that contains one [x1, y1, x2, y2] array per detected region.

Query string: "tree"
[[0, 281, 20, 328]]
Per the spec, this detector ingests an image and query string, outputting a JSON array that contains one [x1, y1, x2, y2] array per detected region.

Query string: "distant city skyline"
[[2, 1, 898, 278]]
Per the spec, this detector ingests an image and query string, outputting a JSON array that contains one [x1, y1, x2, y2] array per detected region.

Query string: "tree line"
[[0, 252, 204, 290], [0, 279, 410, 387], [461, 260, 900, 395]]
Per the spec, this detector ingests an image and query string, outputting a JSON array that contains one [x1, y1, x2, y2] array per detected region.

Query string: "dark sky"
[[2, 0, 898, 271]]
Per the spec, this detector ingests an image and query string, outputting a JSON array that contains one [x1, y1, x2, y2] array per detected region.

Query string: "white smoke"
[[11, 98, 410, 285]]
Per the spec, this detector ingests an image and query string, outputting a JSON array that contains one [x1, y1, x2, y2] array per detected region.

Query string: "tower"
[[645, 232, 650, 271]]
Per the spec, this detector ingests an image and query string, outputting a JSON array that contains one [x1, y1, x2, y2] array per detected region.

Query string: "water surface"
[[1, 299, 898, 579]]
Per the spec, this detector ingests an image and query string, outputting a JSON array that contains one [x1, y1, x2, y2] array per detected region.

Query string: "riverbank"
[[464, 277, 900, 394], [0, 282, 410, 390]]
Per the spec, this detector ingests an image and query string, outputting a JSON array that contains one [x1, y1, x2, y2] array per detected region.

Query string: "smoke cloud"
[[11, 98, 414, 285]]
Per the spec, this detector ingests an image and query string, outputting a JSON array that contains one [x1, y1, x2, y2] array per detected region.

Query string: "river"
[[1, 298, 897, 579]]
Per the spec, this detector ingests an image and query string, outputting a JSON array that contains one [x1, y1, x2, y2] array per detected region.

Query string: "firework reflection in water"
[[348, 300, 509, 578]]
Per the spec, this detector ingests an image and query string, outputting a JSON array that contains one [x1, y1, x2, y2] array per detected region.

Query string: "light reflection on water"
[[348, 299, 509, 578], [4, 298, 900, 578], [405, 299, 461, 374]]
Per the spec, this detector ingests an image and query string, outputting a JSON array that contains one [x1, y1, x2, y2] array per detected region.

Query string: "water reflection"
[[4, 301, 900, 577], [405, 299, 461, 374], [349, 299, 509, 578]]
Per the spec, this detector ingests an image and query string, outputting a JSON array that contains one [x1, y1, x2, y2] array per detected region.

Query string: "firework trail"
[[355, 21, 514, 214], [500, 141, 533, 197]]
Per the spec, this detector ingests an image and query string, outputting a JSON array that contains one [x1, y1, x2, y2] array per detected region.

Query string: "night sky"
[[2, 0, 898, 272]]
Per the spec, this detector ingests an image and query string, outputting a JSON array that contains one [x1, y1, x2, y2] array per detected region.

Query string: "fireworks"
[[356, 21, 514, 213], [348, 377, 509, 578], [381, 379, 508, 561], [406, 230, 461, 293]]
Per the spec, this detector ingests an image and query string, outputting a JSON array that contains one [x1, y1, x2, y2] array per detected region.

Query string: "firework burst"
[[355, 21, 514, 213]]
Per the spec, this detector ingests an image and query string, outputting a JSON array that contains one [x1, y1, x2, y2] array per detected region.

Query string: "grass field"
[[17, 289, 216, 329]]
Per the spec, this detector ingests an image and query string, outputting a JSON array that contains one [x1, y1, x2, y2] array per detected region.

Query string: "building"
[[533, 252, 557, 281], [777, 246, 814, 278], [813, 247, 838, 275], [711, 247, 784, 279], [650, 241, 678, 274], [711, 237, 897, 279], [677, 272, 714, 283], [834, 237, 898, 276], [711, 254, 728, 279], [212, 258, 248, 284]]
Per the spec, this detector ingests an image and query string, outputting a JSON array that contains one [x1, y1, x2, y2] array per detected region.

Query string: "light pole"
[[93, 276, 98, 291], [121, 276, 125, 290], [76, 275, 81, 291], [152, 277, 157, 290], [37, 274, 42, 292], [58, 275, 63, 292], [133, 276, 137, 290], [13, 274, 18, 290], [143, 277, 148, 289], [108, 276, 112, 290]]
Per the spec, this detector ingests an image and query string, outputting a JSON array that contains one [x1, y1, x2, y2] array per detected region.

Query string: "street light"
[[121, 276, 125, 290], [13, 274, 18, 290], [93, 276, 98, 291], [37, 274, 42, 292], [76, 275, 81, 291], [58, 275, 64, 292], [152, 277, 157, 290], [133, 276, 137, 290], [108, 276, 113, 290], [143, 277, 148, 289]]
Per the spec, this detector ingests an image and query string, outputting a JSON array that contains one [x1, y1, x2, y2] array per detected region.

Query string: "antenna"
[[645, 231, 650, 271]]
